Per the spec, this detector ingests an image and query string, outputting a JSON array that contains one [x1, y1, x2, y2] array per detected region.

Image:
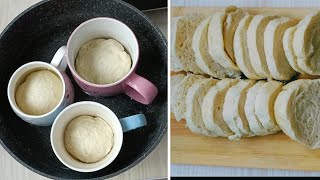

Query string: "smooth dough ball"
[[64, 115, 114, 163], [15, 70, 63, 115], [75, 38, 132, 85]]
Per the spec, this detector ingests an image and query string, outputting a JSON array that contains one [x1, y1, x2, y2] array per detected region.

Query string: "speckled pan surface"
[[0, 0, 167, 179]]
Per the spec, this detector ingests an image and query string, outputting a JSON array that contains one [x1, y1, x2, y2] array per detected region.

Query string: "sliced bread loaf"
[[275, 79, 320, 149], [222, 80, 256, 138], [234, 14, 262, 79], [193, 17, 241, 79], [170, 17, 183, 72], [264, 17, 299, 80], [186, 78, 219, 136], [244, 81, 270, 136], [255, 80, 283, 133], [172, 74, 204, 121], [174, 13, 206, 74], [247, 15, 278, 78], [283, 26, 305, 73], [170, 74, 186, 112], [202, 78, 239, 137]]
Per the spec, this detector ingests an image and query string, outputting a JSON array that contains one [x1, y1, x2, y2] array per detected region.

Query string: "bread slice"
[[222, 80, 256, 138], [293, 11, 320, 75], [192, 17, 241, 79], [224, 8, 246, 62], [175, 13, 206, 74], [244, 81, 270, 136], [283, 26, 305, 73], [170, 74, 186, 112], [274, 80, 306, 143], [293, 11, 320, 59], [202, 78, 239, 137], [208, 11, 240, 72], [255, 80, 283, 133], [300, 48, 320, 75], [186, 78, 219, 136], [234, 14, 262, 79], [172, 74, 204, 121], [247, 15, 278, 78], [275, 79, 320, 149], [264, 17, 299, 80], [170, 17, 183, 72]]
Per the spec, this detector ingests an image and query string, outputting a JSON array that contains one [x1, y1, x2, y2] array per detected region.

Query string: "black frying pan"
[[0, 0, 167, 179], [123, 0, 167, 11]]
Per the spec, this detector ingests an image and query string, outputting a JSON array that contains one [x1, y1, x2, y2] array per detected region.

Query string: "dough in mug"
[[64, 115, 114, 163], [75, 39, 132, 85], [15, 70, 63, 115]]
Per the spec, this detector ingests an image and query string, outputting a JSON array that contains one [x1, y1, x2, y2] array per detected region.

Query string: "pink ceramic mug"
[[56, 18, 158, 105]]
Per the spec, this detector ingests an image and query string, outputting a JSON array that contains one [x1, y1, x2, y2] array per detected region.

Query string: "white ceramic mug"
[[7, 47, 75, 126], [50, 101, 147, 172]]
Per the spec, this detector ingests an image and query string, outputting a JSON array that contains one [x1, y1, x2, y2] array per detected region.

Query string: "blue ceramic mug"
[[50, 101, 147, 172]]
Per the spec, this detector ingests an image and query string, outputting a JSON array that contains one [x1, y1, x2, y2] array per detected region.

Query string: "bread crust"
[[223, 80, 256, 138], [264, 17, 298, 80], [202, 78, 239, 137], [208, 12, 240, 72], [186, 78, 219, 136], [234, 14, 262, 79], [247, 15, 278, 78]]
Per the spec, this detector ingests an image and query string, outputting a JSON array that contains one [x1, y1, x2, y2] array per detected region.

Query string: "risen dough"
[[15, 70, 63, 115], [64, 115, 114, 163], [75, 39, 132, 84]]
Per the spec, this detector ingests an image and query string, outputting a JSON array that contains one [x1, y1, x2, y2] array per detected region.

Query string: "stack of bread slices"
[[171, 6, 320, 149]]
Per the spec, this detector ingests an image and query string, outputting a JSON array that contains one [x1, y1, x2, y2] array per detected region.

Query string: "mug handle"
[[119, 114, 147, 132], [51, 46, 68, 71], [123, 73, 158, 105]]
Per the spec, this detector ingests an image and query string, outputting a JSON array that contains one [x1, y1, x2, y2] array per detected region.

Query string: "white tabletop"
[[0, 1, 168, 179], [171, 0, 320, 177]]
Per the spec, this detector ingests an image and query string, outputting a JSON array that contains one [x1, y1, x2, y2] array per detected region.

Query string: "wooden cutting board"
[[171, 7, 320, 171]]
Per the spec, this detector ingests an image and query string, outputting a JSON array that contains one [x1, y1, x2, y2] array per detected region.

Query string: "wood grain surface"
[[171, 117, 320, 171], [171, 6, 318, 18], [0, 1, 167, 180], [171, 6, 320, 171]]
